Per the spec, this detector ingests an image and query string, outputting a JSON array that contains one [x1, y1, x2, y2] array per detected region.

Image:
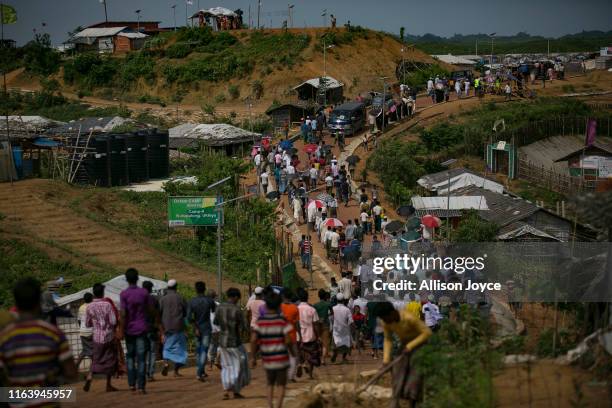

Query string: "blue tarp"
[[32, 137, 60, 147], [279, 140, 293, 150]]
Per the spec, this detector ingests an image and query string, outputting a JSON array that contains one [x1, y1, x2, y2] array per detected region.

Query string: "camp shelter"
[[169, 123, 260, 156], [293, 76, 344, 105], [266, 103, 315, 128]]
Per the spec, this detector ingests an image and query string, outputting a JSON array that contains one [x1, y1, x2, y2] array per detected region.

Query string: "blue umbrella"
[[279, 140, 293, 150]]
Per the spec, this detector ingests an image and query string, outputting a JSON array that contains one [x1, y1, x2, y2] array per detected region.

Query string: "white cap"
[[254, 286, 264, 295], [167, 279, 177, 288], [336, 293, 344, 301]]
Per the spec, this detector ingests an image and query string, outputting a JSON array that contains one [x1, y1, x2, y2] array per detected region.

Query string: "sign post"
[[168, 196, 219, 227]]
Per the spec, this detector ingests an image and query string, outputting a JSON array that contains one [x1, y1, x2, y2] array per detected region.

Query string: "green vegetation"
[[0, 89, 131, 122], [403, 64, 450, 90], [366, 140, 427, 206], [162, 29, 309, 85], [452, 210, 498, 242], [63, 51, 156, 91], [409, 30, 612, 54], [414, 305, 500, 407], [415, 98, 595, 157], [0, 238, 115, 307], [318, 25, 373, 48], [68, 154, 276, 285]]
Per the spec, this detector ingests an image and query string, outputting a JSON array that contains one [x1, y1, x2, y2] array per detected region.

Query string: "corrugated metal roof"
[[433, 54, 477, 65], [497, 221, 561, 241], [117, 32, 148, 39], [518, 135, 584, 174], [412, 195, 489, 210], [453, 186, 539, 227], [72, 27, 128, 38], [417, 167, 504, 194], [169, 123, 260, 147], [414, 209, 463, 218], [293, 76, 343, 90], [50, 116, 134, 133]]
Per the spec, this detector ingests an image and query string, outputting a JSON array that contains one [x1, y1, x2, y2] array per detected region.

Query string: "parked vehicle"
[[328, 101, 366, 136]]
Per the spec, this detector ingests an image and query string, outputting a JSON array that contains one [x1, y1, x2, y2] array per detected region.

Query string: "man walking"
[[142, 280, 160, 382], [330, 293, 353, 363], [0, 278, 77, 402], [85, 283, 119, 392], [296, 288, 320, 379], [214, 288, 250, 400], [76, 292, 94, 376], [120, 268, 154, 394], [251, 290, 292, 408], [313, 290, 332, 365], [160, 279, 188, 377], [188, 281, 216, 381]]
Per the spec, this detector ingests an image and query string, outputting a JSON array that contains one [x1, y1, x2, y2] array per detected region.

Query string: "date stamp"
[[0, 387, 76, 403]]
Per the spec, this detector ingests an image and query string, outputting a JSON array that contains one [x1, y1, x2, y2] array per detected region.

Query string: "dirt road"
[[75, 353, 381, 408], [0, 179, 236, 288]]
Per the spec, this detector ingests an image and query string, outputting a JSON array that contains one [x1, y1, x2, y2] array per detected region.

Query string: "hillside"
[[5, 27, 447, 115]]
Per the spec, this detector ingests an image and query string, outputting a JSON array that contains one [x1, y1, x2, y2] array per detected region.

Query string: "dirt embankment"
[[0, 179, 237, 288]]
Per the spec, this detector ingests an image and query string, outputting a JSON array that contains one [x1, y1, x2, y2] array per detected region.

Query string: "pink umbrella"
[[321, 218, 343, 228], [307, 199, 327, 210]]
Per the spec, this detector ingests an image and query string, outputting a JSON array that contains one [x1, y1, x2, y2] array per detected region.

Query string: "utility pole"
[[102, 0, 109, 24], [257, 0, 261, 29], [441, 159, 457, 241], [476, 40, 478, 56], [321, 9, 326, 27], [171, 5, 177, 31], [135, 9, 141, 33], [380, 76, 389, 133], [288, 4, 294, 28], [489, 33, 496, 69]]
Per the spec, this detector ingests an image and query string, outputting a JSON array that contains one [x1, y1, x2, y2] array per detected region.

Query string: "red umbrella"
[[322, 218, 343, 228], [307, 199, 327, 210], [421, 214, 441, 228], [304, 144, 318, 153]]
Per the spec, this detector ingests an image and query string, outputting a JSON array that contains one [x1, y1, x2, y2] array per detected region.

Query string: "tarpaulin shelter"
[[293, 77, 344, 105], [190, 7, 243, 30]]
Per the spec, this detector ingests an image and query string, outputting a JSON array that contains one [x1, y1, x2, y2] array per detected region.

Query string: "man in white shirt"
[[76, 292, 94, 369], [330, 293, 353, 363], [286, 164, 296, 182], [328, 194, 338, 218], [422, 296, 441, 331], [260, 170, 269, 194], [464, 79, 471, 97], [325, 175, 334, 194], [329, 228, 340, 263], [309, 165, 318, 190], [254, 151, 262, 168], [323, 226, 333, 257], [338, 271, 352, 299]]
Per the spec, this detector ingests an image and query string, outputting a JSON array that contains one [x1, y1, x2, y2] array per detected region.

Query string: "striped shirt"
[[253, 313, 291, 370], [0, 319, 72, 406], [302, 240, 311, 255]]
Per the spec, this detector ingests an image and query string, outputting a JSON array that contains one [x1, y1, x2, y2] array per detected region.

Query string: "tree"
[[400, 27, 405, 43], [22, 33, 61, 76], [452, 210, 498, 242]]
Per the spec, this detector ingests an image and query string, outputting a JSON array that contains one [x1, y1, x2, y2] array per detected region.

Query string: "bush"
[[214, 93, 226, 103], [165, 43, 193, 59], [420, 123, 464, 152], [366, 140, 425, 193], [22, 33, 61, 76], [228, 84, 240, 100], [252, 80, 264, 99], [452, 210, 498, 242]]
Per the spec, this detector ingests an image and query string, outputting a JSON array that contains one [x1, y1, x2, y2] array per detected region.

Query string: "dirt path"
[[0, 179, 237, 289], [75, 352, 381, 408]]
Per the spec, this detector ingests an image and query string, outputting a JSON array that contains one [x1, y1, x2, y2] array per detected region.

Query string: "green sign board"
[[168, 196, 220, 227]]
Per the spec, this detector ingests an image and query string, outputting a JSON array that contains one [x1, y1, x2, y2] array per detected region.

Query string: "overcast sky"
[[3, 0, 612, 46]]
